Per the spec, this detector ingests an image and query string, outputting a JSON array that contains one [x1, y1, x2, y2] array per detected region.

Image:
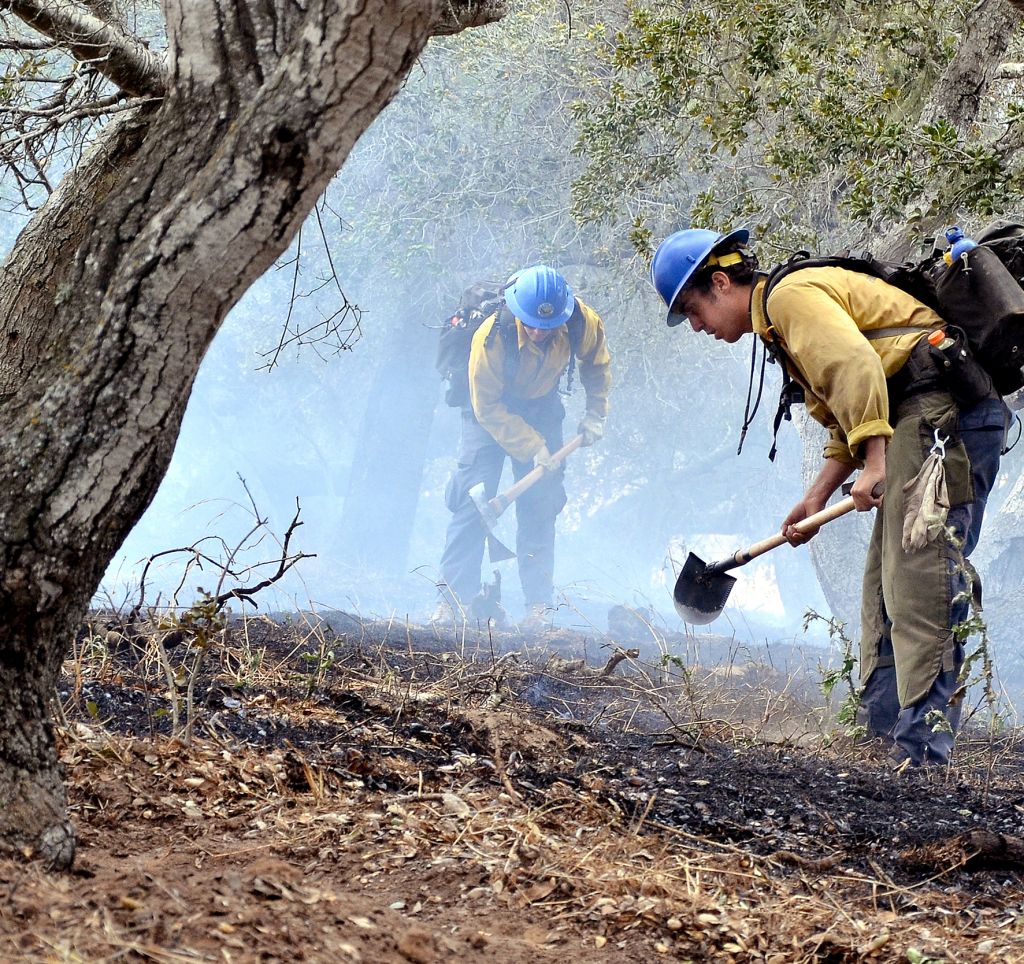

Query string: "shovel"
[[468, 434, 585, 561], [674, 483, 883, 625]]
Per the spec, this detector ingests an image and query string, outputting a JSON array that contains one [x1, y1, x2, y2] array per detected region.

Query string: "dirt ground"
[[2, 610, 1023, 963]]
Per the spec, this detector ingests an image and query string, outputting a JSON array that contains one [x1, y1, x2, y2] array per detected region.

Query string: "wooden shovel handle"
[[489, 434, 585, 516], [737, 497, 856, 564], [733, 481, 884, 566]]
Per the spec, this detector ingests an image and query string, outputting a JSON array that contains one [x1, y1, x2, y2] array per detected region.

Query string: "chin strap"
[[736, 333, 768, 456]]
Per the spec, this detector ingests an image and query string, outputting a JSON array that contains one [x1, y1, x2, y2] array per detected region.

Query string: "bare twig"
[[600, 647, 639, 677], [211, 497, 315, 610], [257, 200, 363, 371]]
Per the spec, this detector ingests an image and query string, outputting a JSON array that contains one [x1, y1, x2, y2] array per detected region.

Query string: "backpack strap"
[[483, 305, 521, 391], [863, 326, 934, 340], [764, 251, 941, 327], [756, 266, 806, 461], [562, 300, 586, 395], [762, 251, 812, 313], [763, 338, 803, 463]]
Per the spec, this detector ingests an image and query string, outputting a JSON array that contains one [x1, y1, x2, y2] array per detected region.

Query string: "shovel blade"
[[673, 552, 736, 625]]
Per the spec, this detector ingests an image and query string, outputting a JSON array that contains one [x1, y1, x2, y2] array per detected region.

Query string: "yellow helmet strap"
[[706, 251, 744, 269]]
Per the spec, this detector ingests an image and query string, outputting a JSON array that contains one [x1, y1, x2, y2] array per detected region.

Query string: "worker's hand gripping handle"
[[731, 481, 886, 568], [487, 435, 585, 518]]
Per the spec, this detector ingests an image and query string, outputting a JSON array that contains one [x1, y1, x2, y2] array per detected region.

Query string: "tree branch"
[[875, 0, 1020, 259], [431, 0, 506, 36], [4, 0, 167, 97], [0, 35, 55, 49], [917, 0, 1018, 132]]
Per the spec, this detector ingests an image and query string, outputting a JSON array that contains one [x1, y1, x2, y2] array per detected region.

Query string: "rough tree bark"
[[0, 0, 505, 869]]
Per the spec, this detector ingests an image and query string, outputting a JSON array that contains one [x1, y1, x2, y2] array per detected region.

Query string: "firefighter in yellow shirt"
[[435, 265, 611, 629], [651, 227, 1008, 767]]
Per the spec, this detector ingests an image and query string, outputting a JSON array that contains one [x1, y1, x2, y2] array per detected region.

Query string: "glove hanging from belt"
[[901, 432, 950, 552]]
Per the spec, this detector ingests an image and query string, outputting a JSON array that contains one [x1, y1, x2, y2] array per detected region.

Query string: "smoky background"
[[78, 4, 1024, 713]]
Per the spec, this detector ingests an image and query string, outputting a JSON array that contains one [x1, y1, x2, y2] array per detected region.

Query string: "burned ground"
[[2, 612, 1023, 962]]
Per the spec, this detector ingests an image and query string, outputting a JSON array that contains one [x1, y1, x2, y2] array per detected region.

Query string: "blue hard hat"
[[650, 227, 750, 327], [504, 264, 575, 329]]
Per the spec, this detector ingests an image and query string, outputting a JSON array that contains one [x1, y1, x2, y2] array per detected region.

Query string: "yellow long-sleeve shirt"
[[468, 300, 612, 461], [751, 267, 944, 464]]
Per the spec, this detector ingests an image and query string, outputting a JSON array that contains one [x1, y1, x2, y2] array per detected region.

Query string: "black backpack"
[[754, 224, 1024, 460], [937, 220, 1024, 394], [435, 282, 508, 408], [763, 224, 1024, 397], [435, 281, 587, 408]]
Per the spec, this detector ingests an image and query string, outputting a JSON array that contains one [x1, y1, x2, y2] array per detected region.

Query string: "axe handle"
[[489, 434, 585, 516]]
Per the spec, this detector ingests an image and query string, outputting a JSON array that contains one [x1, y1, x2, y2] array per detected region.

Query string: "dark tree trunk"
[[336, 304, 441, 575], [0, 0, 505, 868]]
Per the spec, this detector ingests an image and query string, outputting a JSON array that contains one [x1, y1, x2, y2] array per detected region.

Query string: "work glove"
[[901, 451, 949, 552], [532, 443, 559, 472], [577, 413, 605, 447]]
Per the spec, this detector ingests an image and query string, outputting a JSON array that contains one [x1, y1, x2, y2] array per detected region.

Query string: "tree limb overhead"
[[431, 0, 507, 36], [5, 0, 167, 97]]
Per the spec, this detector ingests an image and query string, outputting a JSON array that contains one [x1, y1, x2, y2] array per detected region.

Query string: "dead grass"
[[3, 610, 1021, 962]]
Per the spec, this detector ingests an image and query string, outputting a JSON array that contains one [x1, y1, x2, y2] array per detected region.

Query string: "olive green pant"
[[858, 392, 973, 712], [857, 386, 1009, 762]]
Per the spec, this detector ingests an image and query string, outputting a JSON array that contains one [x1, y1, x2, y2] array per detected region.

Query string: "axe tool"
[[468, 434, 585, 561]]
